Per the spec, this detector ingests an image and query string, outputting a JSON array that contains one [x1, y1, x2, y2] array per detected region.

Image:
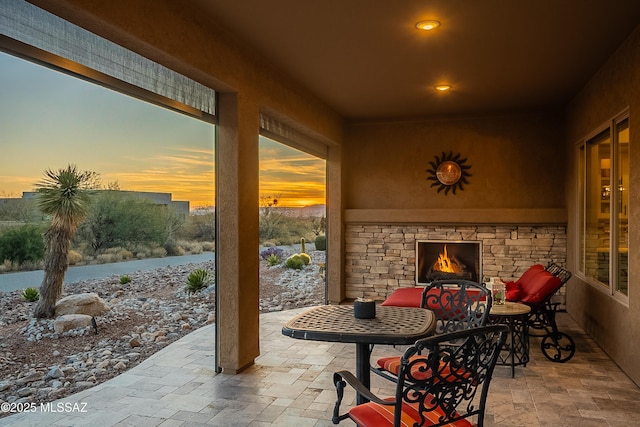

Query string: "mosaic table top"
[[282, 304, 437, 345]]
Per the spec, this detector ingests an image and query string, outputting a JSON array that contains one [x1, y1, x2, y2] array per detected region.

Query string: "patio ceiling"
[[192, 0, 640, 121]]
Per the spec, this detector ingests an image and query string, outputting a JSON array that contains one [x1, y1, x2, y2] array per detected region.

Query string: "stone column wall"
[[345, 224, 567, 304]]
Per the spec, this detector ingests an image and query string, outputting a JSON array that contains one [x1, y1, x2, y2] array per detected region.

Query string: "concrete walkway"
[[0, 253, 213, 293]]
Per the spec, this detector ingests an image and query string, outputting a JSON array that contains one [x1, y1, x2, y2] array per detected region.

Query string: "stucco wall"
[[344, 111, 565, 211], [565, 24, 640, 385]]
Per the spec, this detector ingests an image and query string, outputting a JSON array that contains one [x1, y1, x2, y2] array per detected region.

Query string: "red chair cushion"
[[505, 280, 521, 301], [349, 396, 473, 427], [376, 355, 434, 380], [376, 356, 473, 384], [505, 264, 545, 302], [382, 287, 485, 309], [518, 270, 562, 304], [381, 287, 424, 307], [518, 263, 545, 282]]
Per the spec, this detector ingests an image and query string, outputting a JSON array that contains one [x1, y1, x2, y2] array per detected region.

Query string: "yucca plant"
[[22, 287, 40, 302], [266, 254, 281, 267], [186, 269, 210, 294], [119, 275, 131, 284], [33, 165, 98, 318]]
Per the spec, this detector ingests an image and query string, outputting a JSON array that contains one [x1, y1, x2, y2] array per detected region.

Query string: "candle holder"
[[354, 298, 376, 319], [492, 279, 505, 305]]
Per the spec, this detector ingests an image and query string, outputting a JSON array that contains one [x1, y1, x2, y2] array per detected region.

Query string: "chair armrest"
[[334, 370, 394, 405], [332, 370, 395, 424]]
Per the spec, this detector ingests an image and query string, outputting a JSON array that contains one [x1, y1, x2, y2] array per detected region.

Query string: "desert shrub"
[[164, 240, 185, 256], [151, 247, 167, 258], [119, 275, 131, 284], [0, 197, 41, 222], [260, 247, 284, 261], [284, 254, 304, 270], [177, 211, 215, 242], [22, 287, 40, 302], [201, 241, 215, 252], [178, 240, 203, 254], [189, 242, 203, 254], [276, 235, 298, 246], [101, 247, 131, 260], [19, 260, 44, 271], [298, 253, 311, 265], [315, 235, 327, 251], [76, 191, 171, 251], [119, 249, 133, 260], [0, 224, 45, 266], [96, 253, 116, 264], [67, 250, 83, 265], [266, 254, 281, 267], [186, 269, 210, 293]]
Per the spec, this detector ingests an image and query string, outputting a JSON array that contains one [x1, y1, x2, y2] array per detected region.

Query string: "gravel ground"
[[0, 249, 325, 416]]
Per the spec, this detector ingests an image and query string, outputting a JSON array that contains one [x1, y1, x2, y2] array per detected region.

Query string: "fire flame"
[[433, 245, 464, 275]]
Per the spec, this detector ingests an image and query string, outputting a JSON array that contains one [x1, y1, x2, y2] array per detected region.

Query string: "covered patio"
[[3, 1, 640, 424], [2, 308, 639, 426]]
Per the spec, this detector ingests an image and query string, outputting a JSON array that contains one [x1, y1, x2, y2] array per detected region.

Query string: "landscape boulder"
[[53, 314, 94, 334], [55, 293, 110, 317]]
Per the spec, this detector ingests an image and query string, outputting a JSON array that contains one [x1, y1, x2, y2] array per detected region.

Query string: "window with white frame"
[[577, 111, 629, 299]]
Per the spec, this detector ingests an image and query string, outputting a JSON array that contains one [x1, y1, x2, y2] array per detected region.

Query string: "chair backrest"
[[421, 279, 492, 335], [395, 325, 508, 427]]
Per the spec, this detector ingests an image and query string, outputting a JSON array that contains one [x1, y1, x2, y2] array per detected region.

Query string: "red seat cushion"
[[382, 287, 485, 310], [518, 270, 562, 304], [349, 396, 473, 427], [376, 356, 473, 383], [517, 264, 545, 284], [505, 264, 545, 302], [381, 287, 424, 307], [505, 281, 520, 301], [376, 355, 431, 380]]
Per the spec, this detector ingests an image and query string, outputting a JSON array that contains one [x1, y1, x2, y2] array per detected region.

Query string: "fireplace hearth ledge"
[[344, 208, 567, 225]]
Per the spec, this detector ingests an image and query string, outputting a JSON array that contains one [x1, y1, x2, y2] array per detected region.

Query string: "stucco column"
[[216, 92, 260, 373], [326, 144, 344, 303]]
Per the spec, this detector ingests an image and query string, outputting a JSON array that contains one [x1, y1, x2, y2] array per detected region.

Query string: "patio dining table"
[[282, 304, 437, 404]]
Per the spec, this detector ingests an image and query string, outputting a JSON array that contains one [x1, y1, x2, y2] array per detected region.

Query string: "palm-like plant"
[[33, 165, 98, 318]]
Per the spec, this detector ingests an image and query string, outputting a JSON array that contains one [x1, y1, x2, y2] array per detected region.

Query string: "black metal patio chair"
[[373, 279, 492, 382], [333, 325, 509, 427]]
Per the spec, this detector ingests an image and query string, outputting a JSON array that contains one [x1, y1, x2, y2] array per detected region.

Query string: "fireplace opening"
[[416, 240, 482, 284]]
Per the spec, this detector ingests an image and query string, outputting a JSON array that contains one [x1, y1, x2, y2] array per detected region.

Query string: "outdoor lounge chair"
[[505, 262, 574, 362], [332, 325, 508, 427]]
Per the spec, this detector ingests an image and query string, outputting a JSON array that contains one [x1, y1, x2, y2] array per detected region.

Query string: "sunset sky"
[[0, 52, 325, 209]]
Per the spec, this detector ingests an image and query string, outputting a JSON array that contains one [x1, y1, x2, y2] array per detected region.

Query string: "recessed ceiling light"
[[435, 84, 452, 92], [416, 20, 440, 31]]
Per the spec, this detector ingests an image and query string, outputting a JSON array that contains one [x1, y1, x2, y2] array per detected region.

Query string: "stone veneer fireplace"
[[345, 224, 567, 305]]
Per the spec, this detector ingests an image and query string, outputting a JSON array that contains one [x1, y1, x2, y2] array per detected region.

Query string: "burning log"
[[427, 245, 470, 280]]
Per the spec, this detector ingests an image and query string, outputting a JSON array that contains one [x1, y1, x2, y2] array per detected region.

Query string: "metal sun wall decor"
[[426, 151, 472, 195]]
